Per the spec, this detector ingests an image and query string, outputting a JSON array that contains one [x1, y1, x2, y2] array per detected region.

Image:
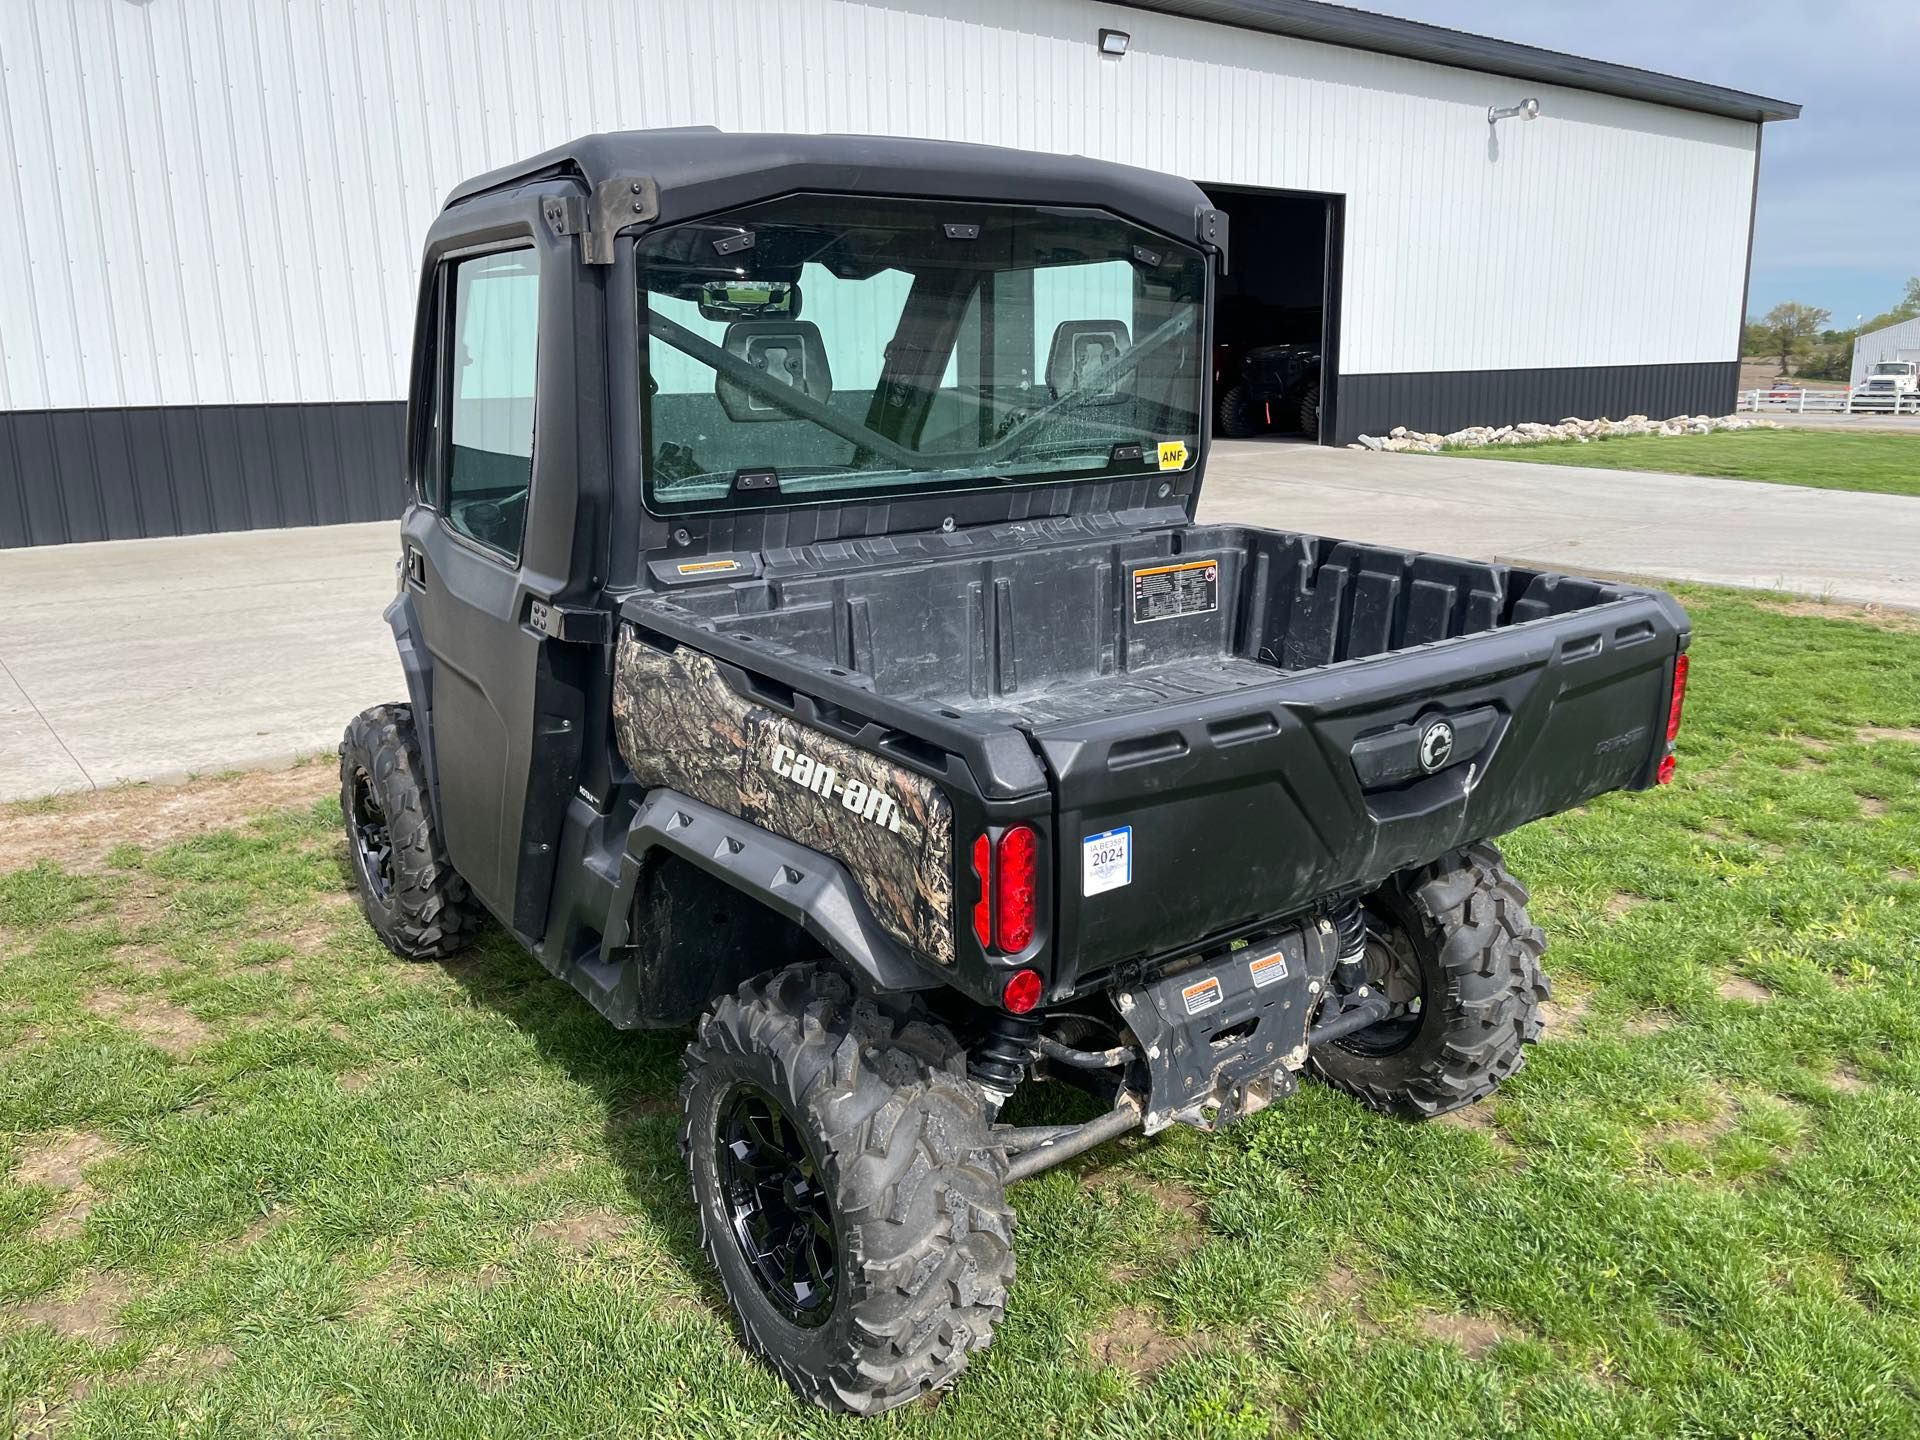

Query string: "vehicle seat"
[[1045, 320, 1131, 401], [717, 320, 833, 421]]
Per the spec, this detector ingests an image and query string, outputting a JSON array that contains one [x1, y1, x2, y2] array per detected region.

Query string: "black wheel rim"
[[1335, 905, 1427, 1057], [349, 768, 395, 903], [717, 1084, 837, 1328]]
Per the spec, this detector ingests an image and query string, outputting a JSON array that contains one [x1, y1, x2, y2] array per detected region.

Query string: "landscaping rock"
[[1357, 412, 1780, 453]]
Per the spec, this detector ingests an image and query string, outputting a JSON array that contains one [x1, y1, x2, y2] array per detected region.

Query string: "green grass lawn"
[[1442, 428, 1920, 498], [3, 589, 1919, 1439]]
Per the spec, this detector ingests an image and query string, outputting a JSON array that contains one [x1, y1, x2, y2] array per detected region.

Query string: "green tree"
[[1757, 301, 1831, 374], [1858, 277, 1920, 335]]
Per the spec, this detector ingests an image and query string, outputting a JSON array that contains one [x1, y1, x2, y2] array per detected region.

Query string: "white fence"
[[1737, 388, 1920, 416]]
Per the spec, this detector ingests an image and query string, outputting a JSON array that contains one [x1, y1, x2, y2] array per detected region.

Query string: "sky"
[[1334, 1, 1917, 329]]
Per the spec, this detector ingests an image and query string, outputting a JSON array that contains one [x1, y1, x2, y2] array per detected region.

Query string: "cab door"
[[398, 190, 596, 937]]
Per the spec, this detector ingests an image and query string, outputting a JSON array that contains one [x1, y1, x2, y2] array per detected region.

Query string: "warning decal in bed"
[[1131, 559, 1218, 624]]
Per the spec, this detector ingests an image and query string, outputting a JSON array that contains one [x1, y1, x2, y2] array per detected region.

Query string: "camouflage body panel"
[[611, 629, 956, 965]]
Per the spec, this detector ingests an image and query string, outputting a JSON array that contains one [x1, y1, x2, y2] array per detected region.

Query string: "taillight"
[[1658, 652, 1690, 785], [994, 824, 1038, 952], [970, 834, 993, 948]]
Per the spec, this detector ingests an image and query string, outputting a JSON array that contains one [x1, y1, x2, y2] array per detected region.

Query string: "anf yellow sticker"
[[1157, 440, 1189, 471], [676, 559, 740, 575]]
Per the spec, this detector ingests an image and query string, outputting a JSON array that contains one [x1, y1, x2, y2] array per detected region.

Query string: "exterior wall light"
[[1098, 28, 1131, 57], [1488, 97, 1542, 126]]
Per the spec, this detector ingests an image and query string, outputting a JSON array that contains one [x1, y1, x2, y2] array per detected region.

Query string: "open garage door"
[[1198, 185, 1343, 445]]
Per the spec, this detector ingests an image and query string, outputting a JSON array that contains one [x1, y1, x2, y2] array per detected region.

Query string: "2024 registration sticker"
[[1082, 826, 1132, 896]]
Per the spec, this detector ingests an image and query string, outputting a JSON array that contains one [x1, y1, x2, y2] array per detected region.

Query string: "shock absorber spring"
[[1329, 897, 1370, 991], [969, 1011, 1043, 1105]]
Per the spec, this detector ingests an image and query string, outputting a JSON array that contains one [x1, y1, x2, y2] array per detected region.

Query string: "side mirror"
[[698, 280, 800, 322]]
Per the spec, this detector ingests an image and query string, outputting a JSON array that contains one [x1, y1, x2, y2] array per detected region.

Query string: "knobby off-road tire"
[[1310, 842, 1549, 1117], [682, 963, 1014, 1415], [1216, 382, 1258, 438], [339, 703, 481, 961], [1297, 380, 1322, 438]]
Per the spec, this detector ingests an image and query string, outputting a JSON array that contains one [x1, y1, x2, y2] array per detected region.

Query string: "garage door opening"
[[1199, 185, 1342, 445]]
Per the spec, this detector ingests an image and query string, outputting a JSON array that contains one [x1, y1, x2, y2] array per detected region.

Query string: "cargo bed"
[[625, 520, 1687, 982]]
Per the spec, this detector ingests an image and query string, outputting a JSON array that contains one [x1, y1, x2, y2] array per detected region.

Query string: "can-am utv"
[[341, 129, 1691, 1415]]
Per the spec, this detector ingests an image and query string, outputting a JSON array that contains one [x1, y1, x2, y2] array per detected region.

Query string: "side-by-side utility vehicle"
[[342, 130, 1692, 1415]]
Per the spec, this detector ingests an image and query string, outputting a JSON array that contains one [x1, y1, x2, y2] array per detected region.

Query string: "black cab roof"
[[443, 128, 1220, 254]]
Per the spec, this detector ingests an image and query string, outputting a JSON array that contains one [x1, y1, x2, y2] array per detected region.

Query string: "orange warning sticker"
[[1248, 949, 1290, 989], [1181, 975, 1223, 1015]]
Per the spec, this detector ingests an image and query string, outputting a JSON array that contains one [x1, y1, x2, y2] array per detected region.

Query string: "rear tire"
[[339, 703, 480, 961], [1297, 380, 1322, 438], [1309, 843, 1548, 1117], [682, 963, 1013, 1415], [1216, 382, 1258, 438]]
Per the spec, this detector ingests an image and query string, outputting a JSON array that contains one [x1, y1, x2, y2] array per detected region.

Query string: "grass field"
[[3, 588, 1919, 1439], [1440, 429, 1920, 498]]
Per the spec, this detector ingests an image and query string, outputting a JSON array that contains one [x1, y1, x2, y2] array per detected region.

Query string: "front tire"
[[1309, 843, 1549, 1117], [682, 964, 1013, 1415], [339, 703, 480, 961]]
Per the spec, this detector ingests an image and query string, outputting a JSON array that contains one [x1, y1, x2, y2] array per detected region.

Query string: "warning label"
[[1247, 949, 1290, 989], [1181, 975, 1223, 1015], [1131, 559, 1218, 624]]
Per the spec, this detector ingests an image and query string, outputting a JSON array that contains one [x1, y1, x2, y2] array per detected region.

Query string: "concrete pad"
[[0, 524, 400, 800], [0, 661, 92, 797], [1749, 413, 1920, 435], [1199, 442, 1920, 609]]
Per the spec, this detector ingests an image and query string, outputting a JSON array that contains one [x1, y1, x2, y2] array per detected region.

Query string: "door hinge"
[[526, 598, 611, 644], [544, 175, 659, 265]]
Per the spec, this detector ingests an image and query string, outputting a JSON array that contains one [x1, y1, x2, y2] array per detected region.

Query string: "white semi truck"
[[1853, 357, 1919, 407]]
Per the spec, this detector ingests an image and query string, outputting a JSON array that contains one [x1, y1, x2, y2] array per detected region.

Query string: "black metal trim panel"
[[1333, 360, 1741, 444], [0, 402, 405, 548], [1119, 0, 1800, 123]]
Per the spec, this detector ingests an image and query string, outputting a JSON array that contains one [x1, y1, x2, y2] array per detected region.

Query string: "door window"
[[445, 249, 539, 559]]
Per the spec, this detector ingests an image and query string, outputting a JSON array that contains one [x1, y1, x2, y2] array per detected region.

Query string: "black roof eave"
[[1117, 0, 1801, 124]]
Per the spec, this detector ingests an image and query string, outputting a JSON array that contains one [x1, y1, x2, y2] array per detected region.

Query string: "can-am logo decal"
[[768, 744, 902, 832], [1418, 719, 1455, 773]]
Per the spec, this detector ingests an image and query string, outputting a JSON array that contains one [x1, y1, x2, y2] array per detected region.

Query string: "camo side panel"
[[611, 629, 955, 965]]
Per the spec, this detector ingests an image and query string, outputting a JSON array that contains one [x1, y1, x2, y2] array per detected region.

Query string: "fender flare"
[[383, 591, 442, 807], [605, 790, 936, 996]]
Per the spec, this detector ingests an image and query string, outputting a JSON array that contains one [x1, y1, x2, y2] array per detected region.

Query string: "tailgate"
[[1039, 596, 1685, 977]]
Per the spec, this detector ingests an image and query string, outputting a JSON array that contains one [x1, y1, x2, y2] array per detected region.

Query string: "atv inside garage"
[[1202, 184, 1341, 444]]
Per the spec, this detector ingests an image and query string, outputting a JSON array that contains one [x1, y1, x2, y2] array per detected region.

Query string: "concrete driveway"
[[1200, 442, 1919, 605], [3, 442, 1916, 801], [1, 525, 400, 801]]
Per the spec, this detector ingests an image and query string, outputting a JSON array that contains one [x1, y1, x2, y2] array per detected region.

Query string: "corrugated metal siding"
[[1, 0, 1757, 415], [0, 403, 403, 548], [1336, 360, 1739, 445], [1851, 316, 1920, 387]]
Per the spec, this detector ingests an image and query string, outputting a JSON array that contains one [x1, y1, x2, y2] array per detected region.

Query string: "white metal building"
[[1850, 316, 1920, 389], [0, 0, 1797, 546]]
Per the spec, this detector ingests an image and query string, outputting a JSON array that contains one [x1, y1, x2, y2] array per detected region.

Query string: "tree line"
[[1743, 277, 1920, 382]]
